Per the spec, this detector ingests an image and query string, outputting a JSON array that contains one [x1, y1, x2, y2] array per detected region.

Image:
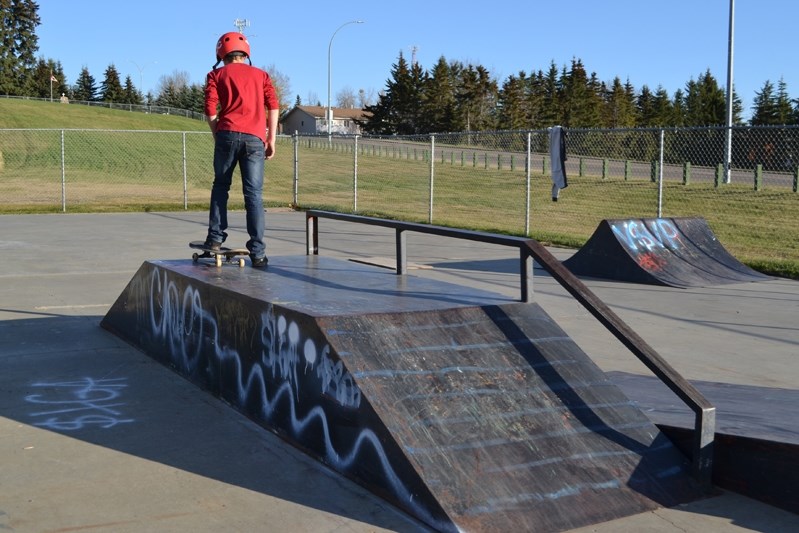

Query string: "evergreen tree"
[[540, 62, 561, 126], [421, 56, 457, 133], [122, 75, 142, 105], [584, 71, 606, 127], [750, 80, 778, 126], [775, 78, 793, 124], [73, 66, 97, 102], [636, 85, 657, 126], [100, 63, 125, 102], [361, 52, 424, 135], [454, 64, 498, 131], [525, 70, 546, 129], [183, 83, 204, 114], [603, 77, 636, 128], [0, 0, 41, 95], [650, 86, 675, 126], [496, 72, 528, 130], [684, 70, 727, 126], [360, 91, 392, 134], [671, 88, 687, 126]]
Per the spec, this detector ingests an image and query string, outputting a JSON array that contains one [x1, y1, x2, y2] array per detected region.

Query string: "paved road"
[[0, 210, 797, 532]]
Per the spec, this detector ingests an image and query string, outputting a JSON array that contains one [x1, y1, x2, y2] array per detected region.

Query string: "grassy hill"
[[0, 98, 207, 130]]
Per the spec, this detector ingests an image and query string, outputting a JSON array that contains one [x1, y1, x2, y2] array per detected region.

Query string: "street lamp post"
[[327, 20, 364, 141], [129, 60, 157, 101], [724, 0, 735, 184]]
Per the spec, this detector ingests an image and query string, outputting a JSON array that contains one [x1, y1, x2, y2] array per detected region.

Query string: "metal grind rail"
[[305, 209, 715, 490]]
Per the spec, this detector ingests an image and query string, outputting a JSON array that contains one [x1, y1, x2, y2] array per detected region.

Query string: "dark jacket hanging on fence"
[[549, 126, 568, 201]]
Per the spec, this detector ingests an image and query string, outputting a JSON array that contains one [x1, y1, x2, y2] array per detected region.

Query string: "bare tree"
[[306, 91, 320, 106], [263, 64, 291, 112], [358, 88, 376, 108], [156, 70, 190, 97], [336, 86, 357, 108]]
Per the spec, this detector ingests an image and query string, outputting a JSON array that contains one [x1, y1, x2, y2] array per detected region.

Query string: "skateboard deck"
[[189, 241, 249, 267]]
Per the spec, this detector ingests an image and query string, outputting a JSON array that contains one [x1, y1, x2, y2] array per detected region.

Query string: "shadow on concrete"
[[0, 314, 430, 532]]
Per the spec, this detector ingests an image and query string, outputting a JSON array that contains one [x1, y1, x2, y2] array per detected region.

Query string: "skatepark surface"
[[1, 210, 797, 532]]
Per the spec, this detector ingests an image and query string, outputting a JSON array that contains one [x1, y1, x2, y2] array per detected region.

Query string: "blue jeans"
[[207, 130, 266, 259]]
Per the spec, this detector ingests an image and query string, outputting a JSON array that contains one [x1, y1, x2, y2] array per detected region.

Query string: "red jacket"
[[204, 62, 279, 145]]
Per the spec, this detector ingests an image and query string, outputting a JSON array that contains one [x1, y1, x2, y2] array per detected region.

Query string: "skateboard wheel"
[[192, 253, 199, 262], [238, 258, 245, 267], [215, 255, 222, 267]]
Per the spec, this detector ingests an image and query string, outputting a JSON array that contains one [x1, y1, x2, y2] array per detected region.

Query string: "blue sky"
[[36, 1, 796, 120]]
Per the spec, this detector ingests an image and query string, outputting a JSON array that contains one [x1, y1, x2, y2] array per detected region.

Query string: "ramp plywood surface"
[[319, 303, 703, 532]]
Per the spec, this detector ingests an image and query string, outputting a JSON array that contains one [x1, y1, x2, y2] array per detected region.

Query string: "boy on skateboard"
[[203, 31, 279, 268]]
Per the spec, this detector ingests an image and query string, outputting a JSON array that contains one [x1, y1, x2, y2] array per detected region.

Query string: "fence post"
[[293, 131, 299, 207], [683, 162, 691, 185], [182, 132, 188, 209], [60, 129, 66, 213], [579, 157, 585, 177], [650, 160, 659, 183], [715, 164, 723, 188], [657, 129, 664, 217], [754, 164, 762, 191], [602, 159, 609, 180], [353, 135, 359, 212], [794, 166, 798, 193], [429, 134, 435, 224], [624, 160, 631, 181], [525, 132, 531, 237]]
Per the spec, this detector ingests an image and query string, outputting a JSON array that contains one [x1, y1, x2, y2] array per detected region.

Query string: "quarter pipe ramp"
[[563, 217, 772, 288]]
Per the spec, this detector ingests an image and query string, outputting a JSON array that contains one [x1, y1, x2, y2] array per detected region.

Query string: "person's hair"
[[225, 51, 247, 60]]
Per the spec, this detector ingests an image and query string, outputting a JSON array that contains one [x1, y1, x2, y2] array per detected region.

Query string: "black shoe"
[[204, 239, 222, 252], [251, 256, 268, 268]]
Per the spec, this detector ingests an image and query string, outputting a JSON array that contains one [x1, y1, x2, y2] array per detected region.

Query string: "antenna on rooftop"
[[234, 18, 250, 33], [410, 45, 419, 66]]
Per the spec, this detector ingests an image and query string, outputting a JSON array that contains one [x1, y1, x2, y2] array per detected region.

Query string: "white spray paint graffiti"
[[26, 377, 134, 430], [315, 344, 362, 408], [258, 306, 361, 409], [610, 218, 681, 253], [134, 266, 448, 531]]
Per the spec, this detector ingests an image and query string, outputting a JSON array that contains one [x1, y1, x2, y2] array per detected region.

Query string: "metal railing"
[[306, 209, 716, 490]]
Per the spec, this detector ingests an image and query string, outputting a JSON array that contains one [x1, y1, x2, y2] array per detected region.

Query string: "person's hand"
[[265, 142, 275, 160]]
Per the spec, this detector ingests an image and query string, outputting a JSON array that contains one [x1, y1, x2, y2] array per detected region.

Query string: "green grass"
[[0, 99, 207, 130], [1, 99, 797, 279]]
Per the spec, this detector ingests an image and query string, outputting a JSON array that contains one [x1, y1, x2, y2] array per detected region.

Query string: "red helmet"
[[215, 32, 250, 61]]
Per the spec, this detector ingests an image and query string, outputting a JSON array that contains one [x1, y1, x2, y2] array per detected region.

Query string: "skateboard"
[[189, 241, 249, 267]]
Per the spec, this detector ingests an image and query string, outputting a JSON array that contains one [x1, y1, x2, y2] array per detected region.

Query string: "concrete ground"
[[0, 209, 797, 532]]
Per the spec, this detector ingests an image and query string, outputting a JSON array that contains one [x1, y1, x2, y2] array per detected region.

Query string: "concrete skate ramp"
[[102, 256, 705, 532], [563, 217, 772, 288]]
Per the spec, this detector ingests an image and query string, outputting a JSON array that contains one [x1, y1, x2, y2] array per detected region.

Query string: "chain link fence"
[[1, 125, 797, 270], [0, 94, 206, 120]]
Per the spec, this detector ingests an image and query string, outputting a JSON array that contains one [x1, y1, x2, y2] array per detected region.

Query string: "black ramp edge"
[[102, 257, 706, 532], [563, 217, 773, 288], [608, 371, 799, 515]]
